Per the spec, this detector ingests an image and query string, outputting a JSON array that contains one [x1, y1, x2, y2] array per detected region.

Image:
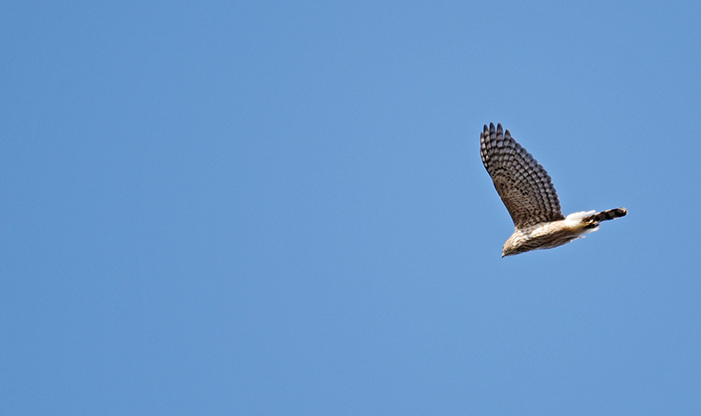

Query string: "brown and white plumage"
[[480, 123, 627, 257]]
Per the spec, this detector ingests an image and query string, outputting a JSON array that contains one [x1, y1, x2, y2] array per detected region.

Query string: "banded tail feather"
[[584, 208, 627, 228]]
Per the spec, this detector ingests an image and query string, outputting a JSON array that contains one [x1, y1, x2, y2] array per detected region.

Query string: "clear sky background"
[[2, 1, 701, 415]]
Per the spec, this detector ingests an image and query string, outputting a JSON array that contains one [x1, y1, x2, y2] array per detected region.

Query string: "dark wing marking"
[[480, 123, 565, 228]]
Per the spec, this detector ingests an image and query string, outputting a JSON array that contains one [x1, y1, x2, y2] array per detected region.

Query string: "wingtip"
[[485, 123, 505, 135]]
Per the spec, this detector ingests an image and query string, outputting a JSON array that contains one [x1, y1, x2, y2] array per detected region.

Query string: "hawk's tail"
[[583, 208, 627, 228]]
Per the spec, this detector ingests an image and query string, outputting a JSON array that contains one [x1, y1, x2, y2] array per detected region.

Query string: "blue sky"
[[2, 1, 701, 414]]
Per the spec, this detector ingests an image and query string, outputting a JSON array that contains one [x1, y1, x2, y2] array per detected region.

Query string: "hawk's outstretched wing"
[[480, 123, 565, 228]]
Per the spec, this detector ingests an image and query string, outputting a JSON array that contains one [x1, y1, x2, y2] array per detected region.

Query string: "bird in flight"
[[480, 123, 627, 257]]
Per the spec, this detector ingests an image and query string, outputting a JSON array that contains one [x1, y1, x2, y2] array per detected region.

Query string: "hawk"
[[480, 123, 627, 257]]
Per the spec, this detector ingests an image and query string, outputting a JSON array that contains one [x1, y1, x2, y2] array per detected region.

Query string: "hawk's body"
[[480, 123, 627, 257]]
